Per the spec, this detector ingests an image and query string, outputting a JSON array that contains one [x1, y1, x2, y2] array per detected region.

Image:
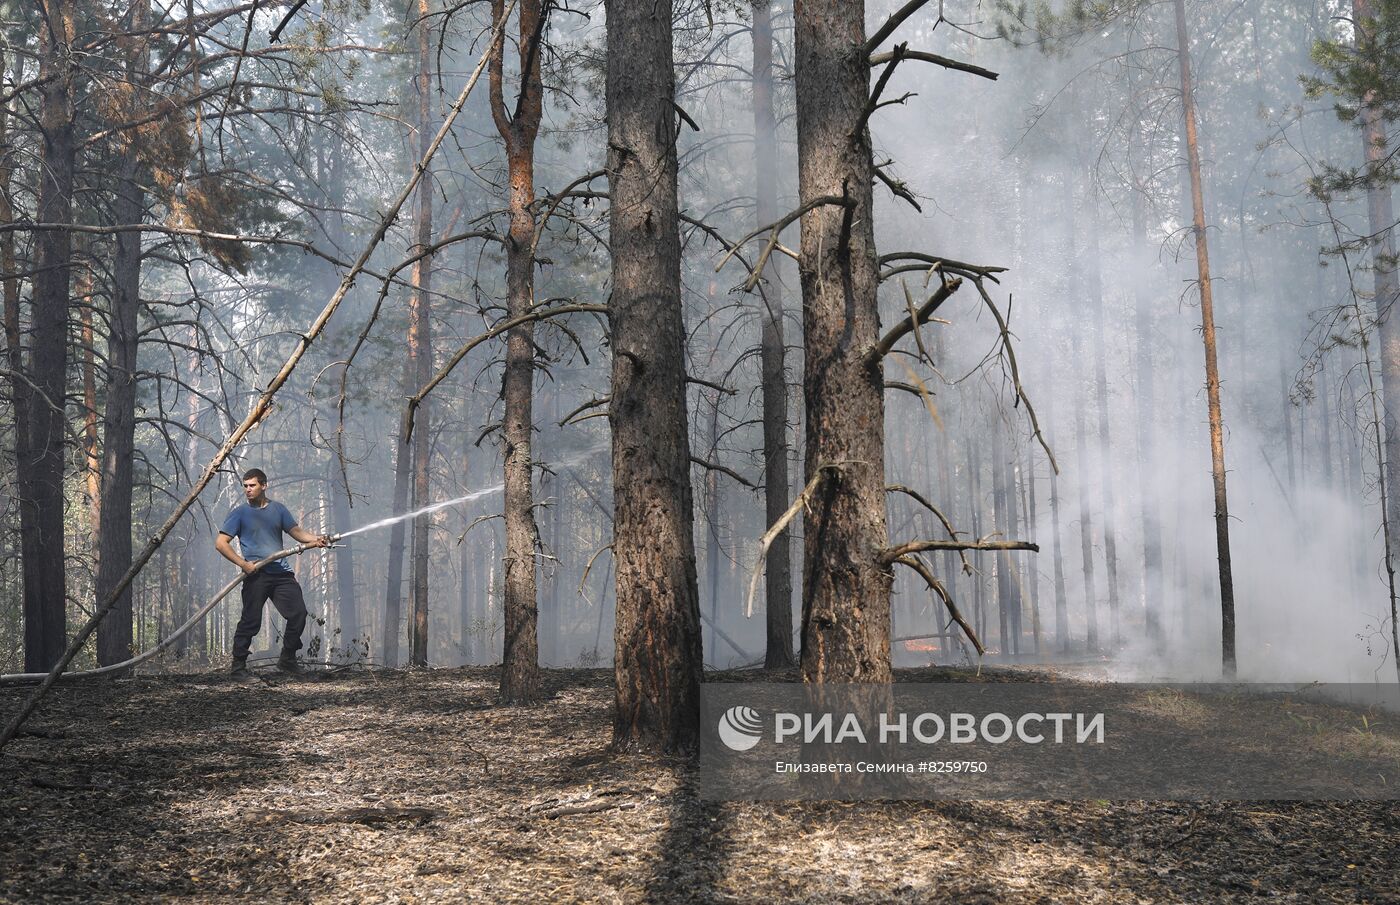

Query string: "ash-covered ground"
[[2, 666, 1397, 903]]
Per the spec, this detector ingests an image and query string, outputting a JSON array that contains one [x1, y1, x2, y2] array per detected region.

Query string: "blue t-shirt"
[[220, 501, 298, 573]]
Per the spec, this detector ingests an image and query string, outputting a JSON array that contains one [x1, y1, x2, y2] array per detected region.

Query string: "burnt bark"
[[753, 0, 795, 670], [22, 0, 78, 671], [491, 0, 545, 703], [95, 14, 147, 665], [606, 0, 704, 751], [794, 0, 893, 684], [408, 0, 437, 669]]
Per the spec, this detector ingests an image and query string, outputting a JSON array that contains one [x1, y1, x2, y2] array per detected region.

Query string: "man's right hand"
[[240, 560, 258, 576]]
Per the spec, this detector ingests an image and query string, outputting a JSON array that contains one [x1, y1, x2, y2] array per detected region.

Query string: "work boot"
[[229, 657, 256, 682], [277, 652, 303, 675]]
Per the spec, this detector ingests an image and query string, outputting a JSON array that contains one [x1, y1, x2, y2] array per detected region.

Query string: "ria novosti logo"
[[717, 705, 764, 751]]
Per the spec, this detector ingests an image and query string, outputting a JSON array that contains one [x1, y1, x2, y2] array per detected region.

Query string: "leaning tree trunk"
[[606, 0, 704, 752], [1354, 0, 1400, 685], [492, 0, 545, 703], [1175, 0, 1237, 677], [408, 0, 437, 668], [794, 0, 892, 684], [753, 0, 795, 669], [22, 0, 78, 671]]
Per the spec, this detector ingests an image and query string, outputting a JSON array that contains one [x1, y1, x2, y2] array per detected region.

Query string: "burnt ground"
[[1, 666, 1397, 904]]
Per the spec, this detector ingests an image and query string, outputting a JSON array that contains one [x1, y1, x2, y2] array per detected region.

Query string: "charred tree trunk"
[[0, 51, 23, 615], [79, 275, 99, 531], [794, 0, 892, 684], [408, 0, 437, 669], [95, 130, 143, 668], [753, 0, 795, 670], [606, 0, 704, 751], [1175, 0, 1237, 676], [21, 0, 77, 671], [492, 0, 545, 703]]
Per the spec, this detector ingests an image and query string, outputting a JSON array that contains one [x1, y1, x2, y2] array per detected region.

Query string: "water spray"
[[0, 488, 502, 685]]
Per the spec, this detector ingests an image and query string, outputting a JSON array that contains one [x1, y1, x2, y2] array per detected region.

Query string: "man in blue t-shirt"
[[215, 468, 329, 679]]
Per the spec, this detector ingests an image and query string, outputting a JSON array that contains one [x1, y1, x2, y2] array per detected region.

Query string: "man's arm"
[[287, 524, 331, 548], [215, 532, 258, 575]]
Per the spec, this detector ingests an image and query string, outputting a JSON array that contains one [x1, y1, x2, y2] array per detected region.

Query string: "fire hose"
[[0, 539, 340, 685]]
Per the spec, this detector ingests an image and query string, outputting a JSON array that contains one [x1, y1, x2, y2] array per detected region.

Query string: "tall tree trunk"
[[408, 0, 437, 669], [1131, 190, 1164, 644], [1065, 171, 1099, 652], [80, 271, 100, 530], [794, 0, 892, 684], [1086, 185, 1122, 647], [0, 48, 24, 624], [991, 422, 1012, 655], [96, 0, 148, 668], [95, 153, 140, 667], [1175, 0, 1237, 677], [606, 0, 704, 751], [492, 0, 545, 702], [753, 0, 795, 670], [1353, 0, 1400, 684], [21, 0, 77, 671]]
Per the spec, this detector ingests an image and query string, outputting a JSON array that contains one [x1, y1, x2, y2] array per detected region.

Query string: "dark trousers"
[[233, 570, 307, 660]]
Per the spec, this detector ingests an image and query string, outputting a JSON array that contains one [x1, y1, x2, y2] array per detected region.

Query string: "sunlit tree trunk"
[[1174, 0, 1236, 676], [794, 0, 892, 684], [491, 0, 545, 702], [606, 0, 704, 751]]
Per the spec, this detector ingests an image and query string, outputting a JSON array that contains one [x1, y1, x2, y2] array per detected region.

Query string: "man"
[[215, 469, 330, 680]]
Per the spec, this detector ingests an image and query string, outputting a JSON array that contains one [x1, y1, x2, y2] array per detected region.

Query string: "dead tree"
[[606, 0, 704, 751]]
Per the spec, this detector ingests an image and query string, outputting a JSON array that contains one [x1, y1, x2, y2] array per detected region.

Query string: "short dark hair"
[[242, 468, 268, 485]]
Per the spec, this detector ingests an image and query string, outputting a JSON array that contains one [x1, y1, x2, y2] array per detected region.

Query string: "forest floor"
[[1, 665, 1398, 904]]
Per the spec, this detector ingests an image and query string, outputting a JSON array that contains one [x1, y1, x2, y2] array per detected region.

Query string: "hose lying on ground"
[[0, 541, 334, 685]]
